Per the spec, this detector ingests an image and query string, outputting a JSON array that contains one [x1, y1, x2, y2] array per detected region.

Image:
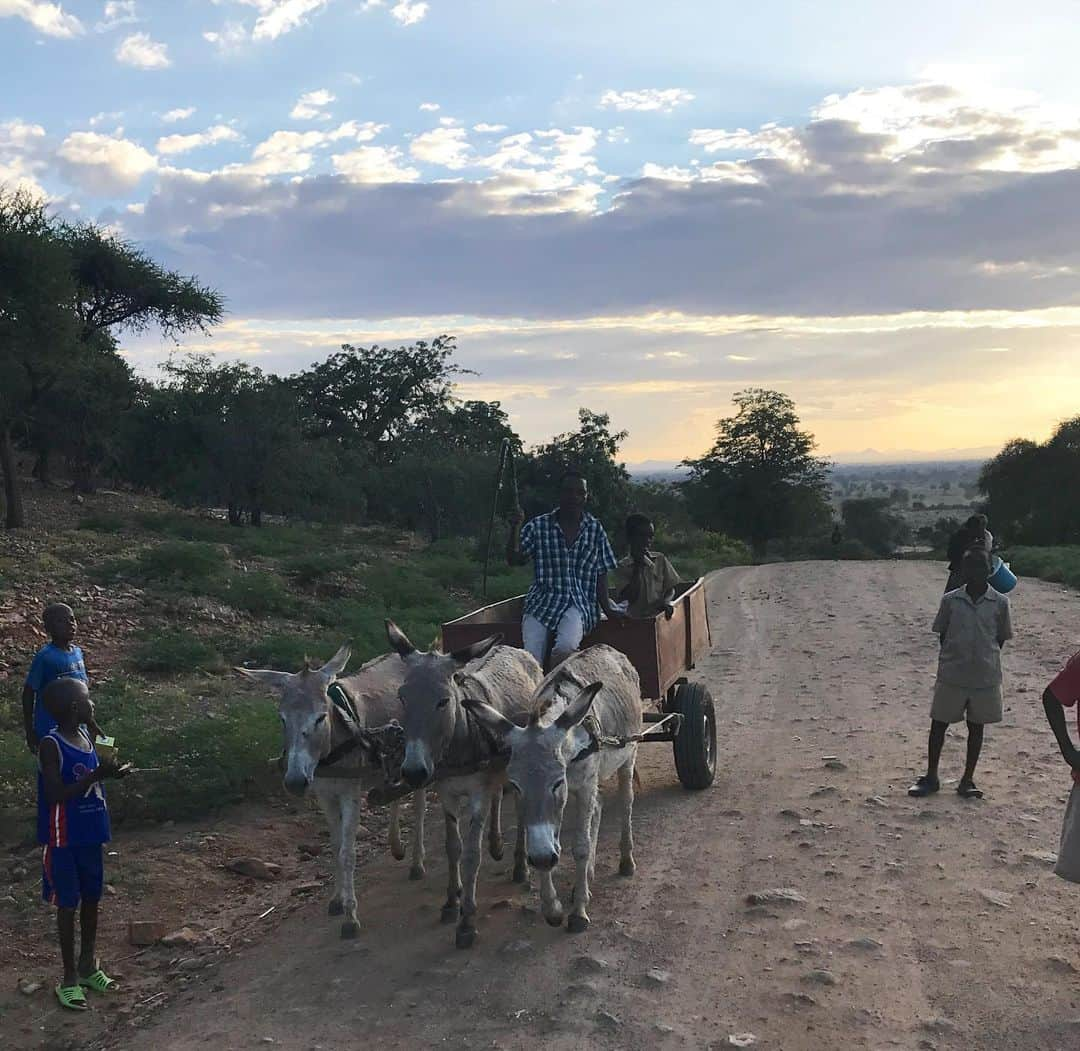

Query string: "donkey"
[[386, 620, 543, 949], [236, 644, 427, 938], [464, 645, 642, 933]]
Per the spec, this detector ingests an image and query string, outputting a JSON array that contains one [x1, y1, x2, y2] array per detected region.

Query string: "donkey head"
[[464, 682, 603, 870], [235, 643, 352, 796], [385, 621, 501, 789]]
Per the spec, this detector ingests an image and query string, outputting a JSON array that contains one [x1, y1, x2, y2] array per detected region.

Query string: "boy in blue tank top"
[[22, 603, 101, 754], [38, 678, 128, 1010]]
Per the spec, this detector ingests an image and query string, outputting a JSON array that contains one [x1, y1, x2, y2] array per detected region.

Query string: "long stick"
[[481, 439, 513, 599]]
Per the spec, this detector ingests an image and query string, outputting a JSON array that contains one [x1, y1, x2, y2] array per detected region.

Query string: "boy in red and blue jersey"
[[22, 603, 101, 754], [38, 678, 127, 1010]]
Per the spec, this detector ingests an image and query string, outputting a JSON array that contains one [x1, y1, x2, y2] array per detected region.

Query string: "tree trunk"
[[72, 460, 95, 494], [228, 501, 243, 527], [32, 448, 52, 487], [0, 425, 26, 529], [249, 506, 262, 527]]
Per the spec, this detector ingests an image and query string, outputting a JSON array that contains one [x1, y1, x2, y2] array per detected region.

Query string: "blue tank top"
[[37, 729, 111, 847]]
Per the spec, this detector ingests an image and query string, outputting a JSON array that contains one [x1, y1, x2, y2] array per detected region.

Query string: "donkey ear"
[[319, 642, 352, 682], [555, 682, 603, 730], [462, 696, 517, 737], [450, 634, 503, 664], [385, 620, 416, 658], [235, 667, 293, 691]]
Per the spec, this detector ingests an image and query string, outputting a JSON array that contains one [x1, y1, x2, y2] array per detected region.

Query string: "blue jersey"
[[37, 729, 110, 848], [26, 644, 88, 738]]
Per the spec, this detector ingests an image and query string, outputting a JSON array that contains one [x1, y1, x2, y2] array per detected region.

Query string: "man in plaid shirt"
[[508, 471, 624, 670]]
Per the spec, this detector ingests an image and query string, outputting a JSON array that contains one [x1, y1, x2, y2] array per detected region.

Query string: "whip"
[[481, 438, 520, 599]]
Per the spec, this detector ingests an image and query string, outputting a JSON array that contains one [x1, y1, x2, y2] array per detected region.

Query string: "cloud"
[[290, 89, 335, 121], [203, 21, 247, 51], [249, 0, 330, 41], [95, 0, 137, 31], [419, 102, 440, 112], [162, 107, 196, 123], [332, 145, 419, 183], [390, 1, 427, 26], [156, 125, 242, 157], [0, 0, 82, 37], [600, 88, 695, 113], [0, 118, 49, 195], [474, 123, 507, 134], [410, 125, 471, 169], [231, 121, 384, 176], [115, 31, 170, 69], [56, 130, 156, 193]]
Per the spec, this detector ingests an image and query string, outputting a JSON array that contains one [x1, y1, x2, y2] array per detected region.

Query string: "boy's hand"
[[96, 758, 127, 780], [663, 601, 676, 621]]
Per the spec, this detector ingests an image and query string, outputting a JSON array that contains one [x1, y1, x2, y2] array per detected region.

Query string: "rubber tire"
[[672, 682, 716, 790]]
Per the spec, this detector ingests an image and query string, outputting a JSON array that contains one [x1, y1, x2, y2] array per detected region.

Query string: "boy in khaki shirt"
[[910, 547, 1013, 800], [612, 514, 681, 620]]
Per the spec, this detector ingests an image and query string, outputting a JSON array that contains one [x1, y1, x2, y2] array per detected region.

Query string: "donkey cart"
[[440, 576, 717, 789]]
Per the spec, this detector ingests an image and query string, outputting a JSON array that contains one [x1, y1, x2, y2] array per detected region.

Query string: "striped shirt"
[[520, 510, 618, 633]]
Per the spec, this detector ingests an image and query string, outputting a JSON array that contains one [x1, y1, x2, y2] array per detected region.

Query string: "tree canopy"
[[682, 388, 831, 555]]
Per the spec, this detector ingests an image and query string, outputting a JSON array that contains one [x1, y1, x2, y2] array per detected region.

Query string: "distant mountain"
[[626, 461, 689, 480], [826, 447, 998, 465]]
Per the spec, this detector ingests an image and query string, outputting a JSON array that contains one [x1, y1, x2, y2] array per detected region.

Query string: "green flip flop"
[[78, 968, 118, 993], [56, 983, 88, 1010]]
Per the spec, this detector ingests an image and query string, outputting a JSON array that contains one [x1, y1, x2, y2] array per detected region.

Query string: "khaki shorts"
[[930, 681, 1003, 725], [1056, 783, 1080, 884]]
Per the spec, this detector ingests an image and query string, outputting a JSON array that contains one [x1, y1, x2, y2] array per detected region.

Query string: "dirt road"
[[22, 561, 1080, 1049]]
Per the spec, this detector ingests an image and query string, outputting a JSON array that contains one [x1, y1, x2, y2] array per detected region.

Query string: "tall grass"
[[1005, 546, 1080, 589]]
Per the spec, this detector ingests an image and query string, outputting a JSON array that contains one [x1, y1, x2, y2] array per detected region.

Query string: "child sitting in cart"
[[612, 514, 681, 620]]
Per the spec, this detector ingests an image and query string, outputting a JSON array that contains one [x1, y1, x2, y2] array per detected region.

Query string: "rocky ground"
[[6, 560, 1080, 1050]]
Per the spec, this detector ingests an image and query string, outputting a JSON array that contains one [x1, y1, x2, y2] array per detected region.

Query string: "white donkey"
[[236, 644, 426, 938], [465, 645, 642, 933], [386, 621, 543, 949]]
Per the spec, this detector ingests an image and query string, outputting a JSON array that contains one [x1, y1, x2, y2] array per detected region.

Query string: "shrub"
[[78, 512, 128, 534], [212, 571, 294, 616], [234, 632, 343, 671], [281, 550, 353, 585], [130, 632, 225, 675]]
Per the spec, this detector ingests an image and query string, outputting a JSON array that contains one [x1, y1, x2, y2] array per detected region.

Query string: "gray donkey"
[[386, 621, 543, 948], [236, 644, 426, 938], [465, 645, 642, 933]]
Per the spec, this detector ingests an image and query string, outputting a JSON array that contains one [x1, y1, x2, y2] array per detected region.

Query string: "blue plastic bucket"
[[989, 557, 1017, 594]]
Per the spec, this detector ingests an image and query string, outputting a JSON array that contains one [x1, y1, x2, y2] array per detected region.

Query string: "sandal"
[[55, 984, 88, 1011], [908, 775, 940, 797], [79, 967, 118, 993], [957, 780, 984, 799]]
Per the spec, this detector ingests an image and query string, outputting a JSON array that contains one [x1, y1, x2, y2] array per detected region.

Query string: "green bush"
[[1006, 547, 1080, 588], [212, 571, 294, 616], [234, 632, 344, 671], [78, 512, 128, 534], [95, 540, 228, 588], [130, 632, 225, 675], [281, 550, 353, 584]]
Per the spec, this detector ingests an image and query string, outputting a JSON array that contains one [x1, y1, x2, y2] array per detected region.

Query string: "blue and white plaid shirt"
[[520, 510, 618, 633]]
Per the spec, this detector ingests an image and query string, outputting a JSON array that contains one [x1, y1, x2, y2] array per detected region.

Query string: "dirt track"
[[21, 561, 1080, 1049]]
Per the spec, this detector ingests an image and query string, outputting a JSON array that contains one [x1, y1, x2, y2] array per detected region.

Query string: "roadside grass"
[[2, 502, 748, 836], [1005, 546, 1080, 589]]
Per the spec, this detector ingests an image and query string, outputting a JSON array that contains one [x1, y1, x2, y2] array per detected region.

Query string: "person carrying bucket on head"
[[945, 514, 993, 593]]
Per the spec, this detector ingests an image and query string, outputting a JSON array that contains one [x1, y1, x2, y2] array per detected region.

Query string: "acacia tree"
[[292, 335, 469, 457], [0, 189, 79, 527], [683, 388, 831, 557], [0, 187, 224, 527]]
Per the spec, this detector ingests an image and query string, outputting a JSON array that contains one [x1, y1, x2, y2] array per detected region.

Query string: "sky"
[[4, 2, 1080, 464]]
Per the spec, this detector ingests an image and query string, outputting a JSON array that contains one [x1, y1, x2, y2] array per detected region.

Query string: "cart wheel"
[[672, 682, 716, 790]]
